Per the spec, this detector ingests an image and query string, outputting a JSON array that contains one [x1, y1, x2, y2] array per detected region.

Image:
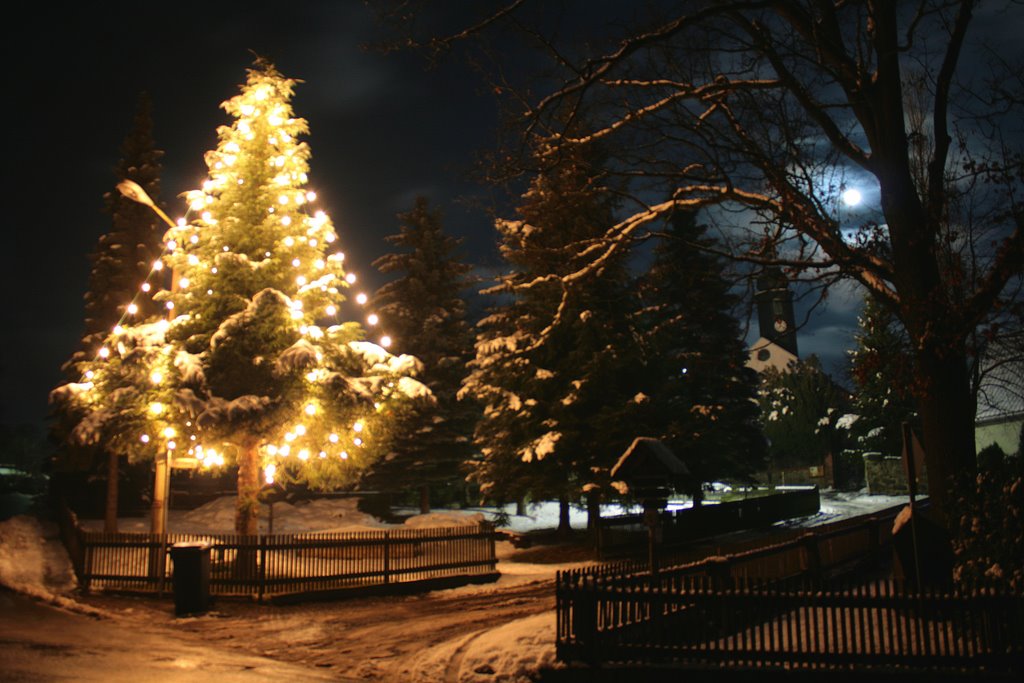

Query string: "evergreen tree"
[[51, 94, 166, 532], [367, 197, 476, 512], [848, 296, 918, 457], [461, 139, 637, 531], [84, 93, 166, 339], [54, 60, 431, 535], [633, 211, 766, 498], [757, 356, 848, 473]]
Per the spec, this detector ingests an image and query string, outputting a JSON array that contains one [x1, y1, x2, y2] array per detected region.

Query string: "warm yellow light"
[[319, 451, 327, 459], [353, 421, 363, 433], [281, 215, 292, 226], [141, 283, 151, 292], [113, 325, 124, 335], [290, 309, 303, 320], [150, 371, 163, 385], [345, 273, 357, 284], [98, 347, 110, 358], [190, 234, 199, 244], [278, 194, 289, 205], [306, 371, 318, 382], [306, 191, 317, 202], [314, 259, 325, 269], [140, 434, 150, 443], [367, 314, 379, 326], [153, 260, 164, 271], [284, 236, 295, 247], [240, 104, 255, 116], [325, 305, 336, 316], [167, 440, 177, 450], [266, 444, 279, 456], [356, 293, 368, 305], [305, 404, 316, 416], [353, 437, 363, 446], [179, 277, 190, 289], [188, 254, 199, 266], [380, 336, 392, 348], [202, 211, 212, 222], [295, 424, 307, 436], [280, 444, 291, 456], [296, 276, 307, 286], [329, 433, 339, 443], [166, 240, 178, 251], [284, 432, 296, 442], [127, 303, 139, 315], [84, 370, 94, 379], [163, 426, 176, 438], [340, 451, 349, 460], [292, 258, 301, 267], [298, 449, 310, 461], [166, 302, 174, 311]]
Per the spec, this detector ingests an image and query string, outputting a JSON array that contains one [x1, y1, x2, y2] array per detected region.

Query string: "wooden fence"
[[558, 575, 1023, 673], [71, 523, 498, 601], [557, 509, 1023, 673], [597, 486, 822, 558]]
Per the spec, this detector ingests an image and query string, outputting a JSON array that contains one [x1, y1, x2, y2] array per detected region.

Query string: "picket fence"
[[59, 505, 498, 601]]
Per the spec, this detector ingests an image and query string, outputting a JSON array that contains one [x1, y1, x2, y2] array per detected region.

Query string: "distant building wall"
[[975, 417, 1023, 456]]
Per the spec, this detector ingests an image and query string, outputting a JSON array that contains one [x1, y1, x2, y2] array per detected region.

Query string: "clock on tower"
[[755, 268, 798, 357]]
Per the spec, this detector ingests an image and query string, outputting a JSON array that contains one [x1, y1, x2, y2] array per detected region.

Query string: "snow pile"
[[402, 613, 560, 683], [404, 511, 485, 528], [0, 515, 76, 601]]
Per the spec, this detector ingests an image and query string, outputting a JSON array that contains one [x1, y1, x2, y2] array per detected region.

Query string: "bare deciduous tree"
[[385, 0, 1023, 519]]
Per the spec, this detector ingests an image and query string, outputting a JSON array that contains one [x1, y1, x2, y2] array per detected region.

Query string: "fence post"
[[571, 578, 598, 664], [383, 531, 391, 585], [708, 556, 734, 591], [258, 536, 267, 602], [801, 532, 822, 583]]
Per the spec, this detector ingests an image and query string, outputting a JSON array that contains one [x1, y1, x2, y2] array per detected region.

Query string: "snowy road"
[[0, 589, 346, 682], [70, 575, 558, 682]]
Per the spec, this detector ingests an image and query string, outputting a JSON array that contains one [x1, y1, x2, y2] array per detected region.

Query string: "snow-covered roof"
[[975, 341, 1024, 423]]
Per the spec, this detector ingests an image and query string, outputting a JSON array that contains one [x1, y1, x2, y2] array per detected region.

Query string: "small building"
[[974, 340, 1024, 456]]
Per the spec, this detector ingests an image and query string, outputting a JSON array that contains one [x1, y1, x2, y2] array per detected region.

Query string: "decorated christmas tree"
[[54, 59, 432, 535]]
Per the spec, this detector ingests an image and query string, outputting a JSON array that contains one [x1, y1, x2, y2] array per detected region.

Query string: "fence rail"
[[75, 523, 498, 601]]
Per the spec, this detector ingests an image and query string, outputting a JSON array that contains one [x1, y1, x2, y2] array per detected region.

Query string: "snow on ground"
[[4, 488, 911, 683]]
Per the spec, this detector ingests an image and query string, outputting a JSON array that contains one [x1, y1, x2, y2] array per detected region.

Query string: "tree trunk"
[[586, 492, 601, 533], [914, 342, 977, 524], [235, 442, 260, 535], [419, 484, 431, 515], [104, 450, 119, 533], [515, 497, 527, 516], [557, 495, 571, 537]]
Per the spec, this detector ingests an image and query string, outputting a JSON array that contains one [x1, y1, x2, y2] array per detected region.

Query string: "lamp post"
[[118, 179, 178, 538]]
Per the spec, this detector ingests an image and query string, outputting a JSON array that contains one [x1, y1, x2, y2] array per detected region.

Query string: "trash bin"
[[170, 542, 211, 617]]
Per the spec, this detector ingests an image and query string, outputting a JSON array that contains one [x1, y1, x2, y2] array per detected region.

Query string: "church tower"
[[748, 267, 799, 372]]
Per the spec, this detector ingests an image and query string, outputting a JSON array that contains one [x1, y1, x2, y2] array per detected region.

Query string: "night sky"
[[5, 1, 963, 436]]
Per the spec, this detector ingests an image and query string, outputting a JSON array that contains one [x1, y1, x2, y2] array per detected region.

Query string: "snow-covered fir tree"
[[461, 138, 637, 532], [51, 95, 166, 532], [757, 356, 848, 473], [55, 60, 432, 535], [847, 296, 917, 457], [632, 211, 766, 499], [366, 197, 476, 512]]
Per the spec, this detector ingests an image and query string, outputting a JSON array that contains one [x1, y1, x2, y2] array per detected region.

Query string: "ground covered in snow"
[[1, 489, 909, 683]]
